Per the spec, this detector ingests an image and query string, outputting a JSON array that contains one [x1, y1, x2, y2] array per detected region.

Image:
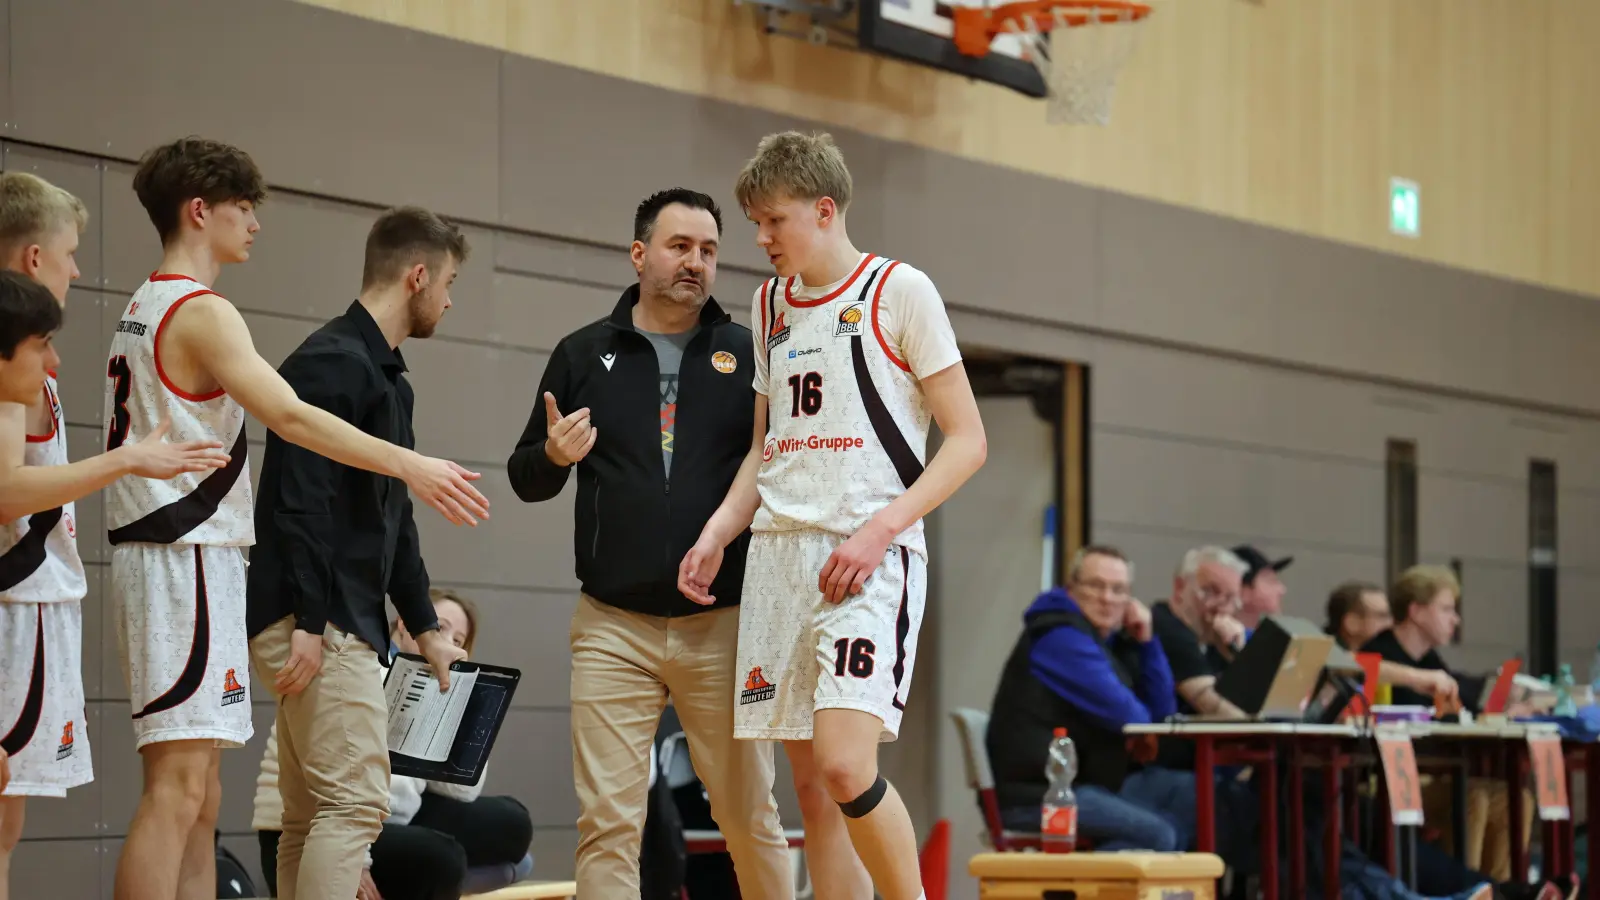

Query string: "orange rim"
[[951, 1, 1153, 57]]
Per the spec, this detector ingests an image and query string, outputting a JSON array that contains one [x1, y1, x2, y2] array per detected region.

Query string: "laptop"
[[1213, 615, 1338, 722]]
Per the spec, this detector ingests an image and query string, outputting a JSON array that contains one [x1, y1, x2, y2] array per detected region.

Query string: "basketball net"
[[1006, 6, 1148, 127]]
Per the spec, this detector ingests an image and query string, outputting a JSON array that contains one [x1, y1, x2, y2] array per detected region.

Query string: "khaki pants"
[[570, 595, 793, 899], [1422, 776, 1533, 881], [251, 616, 390, 900]]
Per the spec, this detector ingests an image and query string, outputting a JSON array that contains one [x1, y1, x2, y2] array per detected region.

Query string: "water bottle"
[[1555, 663, 1579, 717], [1041, 727, 1078, 853], [1587, 642, 1600, 703]]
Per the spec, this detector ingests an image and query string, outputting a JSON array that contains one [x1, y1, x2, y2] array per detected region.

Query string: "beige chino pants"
[[570, 594, 793, 899], [251, 616, 390, 900]]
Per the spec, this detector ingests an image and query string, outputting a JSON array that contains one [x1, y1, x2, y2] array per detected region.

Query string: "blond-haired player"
[[0, 172, 229, 900], [680, 132, 987, 900]]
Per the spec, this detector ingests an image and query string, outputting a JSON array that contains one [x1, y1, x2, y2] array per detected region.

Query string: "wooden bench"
[[969, 851, 1224, 899], [463, 881, 578, 900]]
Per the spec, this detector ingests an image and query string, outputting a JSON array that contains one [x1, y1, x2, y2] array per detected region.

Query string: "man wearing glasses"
[[1149, 545, 1251, 724], [985, 545, 1187, 851]]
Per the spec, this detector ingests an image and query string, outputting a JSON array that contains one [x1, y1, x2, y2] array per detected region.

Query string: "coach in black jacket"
[[506, 189, 791, 900]]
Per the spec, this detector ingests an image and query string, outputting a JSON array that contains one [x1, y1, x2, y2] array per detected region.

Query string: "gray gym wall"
[[6, 0, 1600, 896]]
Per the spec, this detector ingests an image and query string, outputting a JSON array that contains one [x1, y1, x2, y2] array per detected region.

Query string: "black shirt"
[[1151, 601, 1219, 714], [1360, 628, 1485, 710], [245, 301, 436, 660], [1150, 601, 1224, 769], [506, 286, 755, 618]]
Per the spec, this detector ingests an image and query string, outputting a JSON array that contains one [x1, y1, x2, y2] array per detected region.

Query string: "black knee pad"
[[837, 775, 889, 819]]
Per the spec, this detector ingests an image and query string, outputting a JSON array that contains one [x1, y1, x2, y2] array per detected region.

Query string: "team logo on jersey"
[[740, 666, 776, 705], [835, 302, 864, 337], [762, 436, 776, 462], [64, 512, 76, 538], [127, 301, 139, 316], [768, 434, 865, 455], [711, 351, 738, 374], [56, 721, 75, 760], [221, 668, 246, 707], [767, 311, 791, 350], [787, 347, 822, 360]]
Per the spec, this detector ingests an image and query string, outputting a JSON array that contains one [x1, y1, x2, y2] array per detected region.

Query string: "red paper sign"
[[1378, 730, 1424, 826], [1527, 732, 1570, 821]]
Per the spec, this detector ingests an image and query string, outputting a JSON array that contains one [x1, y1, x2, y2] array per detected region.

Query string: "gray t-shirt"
[[639, 326, 698, 478]]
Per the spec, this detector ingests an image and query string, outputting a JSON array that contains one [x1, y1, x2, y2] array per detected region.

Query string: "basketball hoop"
[[952, 1, 1153, 126]]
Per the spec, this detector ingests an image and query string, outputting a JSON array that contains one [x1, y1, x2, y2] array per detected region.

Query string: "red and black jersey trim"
[[133, 546, 210, 720], [849, 263, 923, 490], [1, 607, 46, 754], [891, 546, 912, 711], [0, 506, 63, 591], [109, 429, 247, 546]]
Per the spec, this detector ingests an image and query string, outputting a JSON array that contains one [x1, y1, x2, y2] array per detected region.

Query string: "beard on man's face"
[[407, 290, 443, 339], [650, 264, 708, 309]]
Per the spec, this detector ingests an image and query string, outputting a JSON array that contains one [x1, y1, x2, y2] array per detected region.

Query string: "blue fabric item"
[[1523, 711, 1600, 741], [1076, 784, 1181, 851], [1024, 588, 1178, 732]]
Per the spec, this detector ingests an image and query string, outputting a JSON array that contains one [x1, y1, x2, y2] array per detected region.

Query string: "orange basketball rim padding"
[[952, 0, 1153, 57]]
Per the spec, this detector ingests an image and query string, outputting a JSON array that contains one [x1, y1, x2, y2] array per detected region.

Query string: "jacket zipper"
[[591, 483, 601, 560]]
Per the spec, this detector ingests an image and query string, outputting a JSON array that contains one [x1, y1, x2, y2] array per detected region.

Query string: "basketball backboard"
[[860, 1, 1049, 97]]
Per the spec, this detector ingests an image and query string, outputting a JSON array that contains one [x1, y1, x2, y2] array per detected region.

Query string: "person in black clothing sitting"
[[1362, 566, 1543, 889], [986, 545, 1184, 851]]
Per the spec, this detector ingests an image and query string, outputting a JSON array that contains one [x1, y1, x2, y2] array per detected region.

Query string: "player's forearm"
[[865, 428, 987, 540], [703, 447, 763, 547], [0, 451, 134, 522], [274, 402, 411, 480]]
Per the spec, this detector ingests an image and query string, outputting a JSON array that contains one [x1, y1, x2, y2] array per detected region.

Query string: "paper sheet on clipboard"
[[384, 656, 478, 762]]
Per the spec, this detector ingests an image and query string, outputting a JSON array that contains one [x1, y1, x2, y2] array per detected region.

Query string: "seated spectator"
[[1151, 546, 1252, 727], [1325, 581, 1392, 650], [986, 545, 1184, 851], [1232, 544, 1290, 631], [1361, 567, 1533, 884], [255, 588, 534, 900]]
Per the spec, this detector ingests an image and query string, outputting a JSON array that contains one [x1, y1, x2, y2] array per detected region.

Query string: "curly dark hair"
[[132, 137, 268, 246]]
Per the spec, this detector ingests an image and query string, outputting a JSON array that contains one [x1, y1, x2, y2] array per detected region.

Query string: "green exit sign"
[[1390, 178, 1419, 237]]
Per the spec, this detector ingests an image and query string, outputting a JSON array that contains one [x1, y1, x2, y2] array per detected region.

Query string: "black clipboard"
[[383, 652, 521, 786]]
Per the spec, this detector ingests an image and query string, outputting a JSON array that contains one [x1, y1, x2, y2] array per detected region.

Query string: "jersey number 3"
[[106, 355, 133, 450], [787, 372, 823, 418]]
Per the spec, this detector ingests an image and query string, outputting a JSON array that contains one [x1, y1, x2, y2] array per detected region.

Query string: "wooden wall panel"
[[296, 0, 1600, 299]]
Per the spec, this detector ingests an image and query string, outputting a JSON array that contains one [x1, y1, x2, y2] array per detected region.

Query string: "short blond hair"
[[0, 172, 88, 258], [1390, 565, 1460, 623], [734, 131, 853, 212]]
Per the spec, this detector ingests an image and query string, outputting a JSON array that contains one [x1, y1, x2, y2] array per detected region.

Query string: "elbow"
[[272, 402, 316, 445], [971, 432, 988, 469]]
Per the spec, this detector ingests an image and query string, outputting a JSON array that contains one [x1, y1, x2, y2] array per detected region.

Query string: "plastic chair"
[[948, 708, 1041, 852]]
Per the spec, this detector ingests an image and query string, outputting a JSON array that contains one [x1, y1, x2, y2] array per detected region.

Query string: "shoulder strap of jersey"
[[762, 277, 779, 371], [847, 259, 923, 490]]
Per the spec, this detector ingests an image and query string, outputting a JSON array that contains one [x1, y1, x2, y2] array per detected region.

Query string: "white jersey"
[[751, 254, 962, 555], [103, 275, 253, 547], [0, 376, 88, 605]]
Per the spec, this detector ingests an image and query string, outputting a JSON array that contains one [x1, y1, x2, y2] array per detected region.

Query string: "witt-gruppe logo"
[[767, 434, 865, 456]]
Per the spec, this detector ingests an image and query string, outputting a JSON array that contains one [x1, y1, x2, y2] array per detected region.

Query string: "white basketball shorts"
[[113, 544, 252, 750], [735, 529, 926, 742], [0, 600, 92, 796]]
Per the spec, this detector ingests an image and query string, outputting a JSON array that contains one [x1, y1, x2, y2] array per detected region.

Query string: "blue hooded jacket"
[[1025, 588, 1178, 730]]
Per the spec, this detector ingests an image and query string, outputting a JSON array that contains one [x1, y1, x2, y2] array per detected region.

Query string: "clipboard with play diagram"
[[383, 653, 521, 787]]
